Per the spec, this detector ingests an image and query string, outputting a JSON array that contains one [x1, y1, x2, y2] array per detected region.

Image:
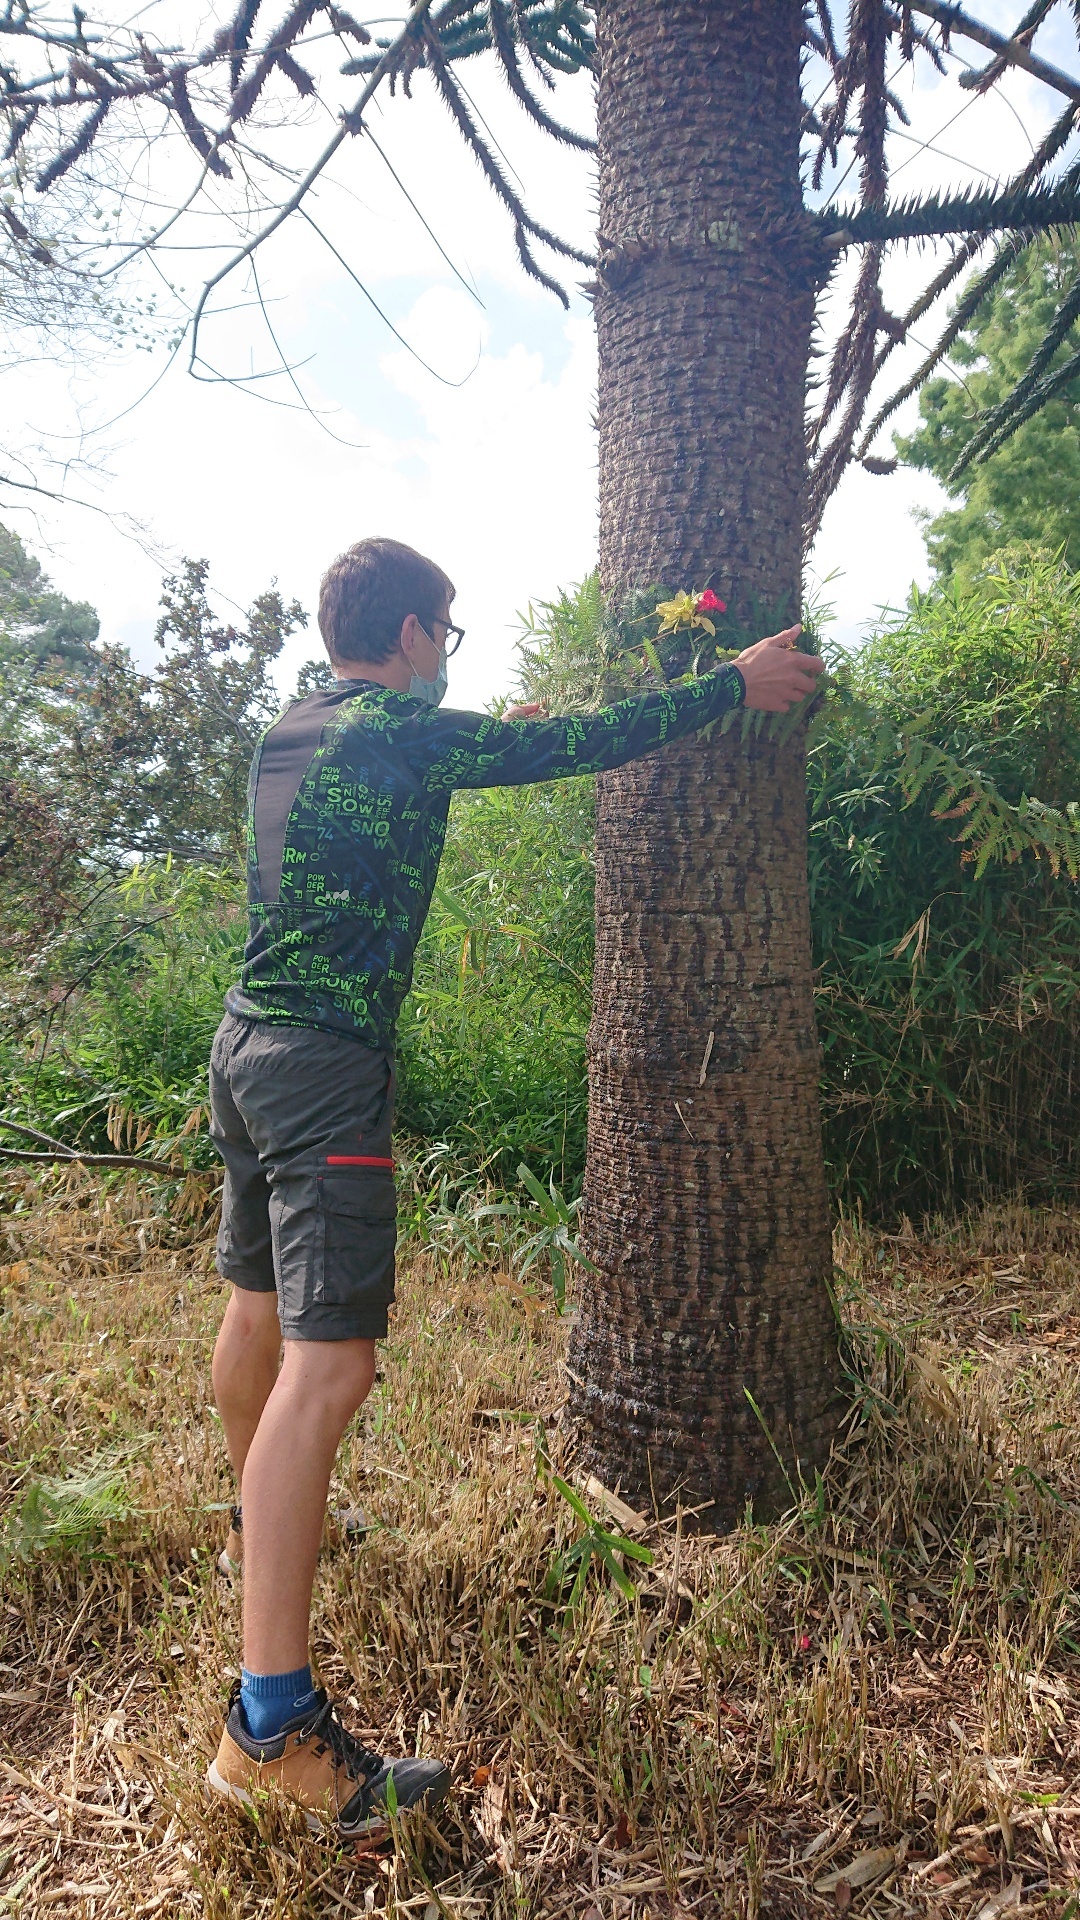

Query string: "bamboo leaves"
[[808, 545, 1080, 1210], [513, 1161, 593, 1314], [545, 1474, 654, 1606]]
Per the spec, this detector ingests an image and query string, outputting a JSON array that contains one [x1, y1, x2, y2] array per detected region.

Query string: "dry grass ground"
[[1, 1172, 1079, 1920]]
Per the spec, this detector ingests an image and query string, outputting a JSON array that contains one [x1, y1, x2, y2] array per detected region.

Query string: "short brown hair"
[[318, 537, 454, 665]]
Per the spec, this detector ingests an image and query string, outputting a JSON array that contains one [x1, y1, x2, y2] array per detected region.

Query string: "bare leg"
[[241, 1338, 376, 1675], [212, 1287, 282, 1483]]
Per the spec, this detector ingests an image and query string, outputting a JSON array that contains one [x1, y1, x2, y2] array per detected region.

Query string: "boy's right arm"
[[406, 626, 824, 794]]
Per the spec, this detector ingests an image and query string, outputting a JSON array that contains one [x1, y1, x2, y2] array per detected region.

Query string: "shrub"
[[3, 548, 1078, 1220], [812, 547, 1080, 1213], [396, 775, 594, 1187], [0, 862, 245, 1165]]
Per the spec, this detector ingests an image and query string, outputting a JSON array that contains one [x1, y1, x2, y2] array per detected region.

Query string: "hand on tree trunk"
[[500, 701, 546, 722], [734, 625, 826, 712]]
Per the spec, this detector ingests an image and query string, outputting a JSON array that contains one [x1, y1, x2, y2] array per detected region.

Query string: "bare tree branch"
[[954, 0, 1056, 95], [0, 1115, 189, 1174], [0, 1145, 189, 1171], [906, 0, 1080, 103], [186, 1, 436, 370]]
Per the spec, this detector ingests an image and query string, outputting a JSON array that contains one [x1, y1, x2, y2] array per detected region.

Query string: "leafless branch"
[[0, 1145, 188, 1171], [906, 0, 1080, 103], [186, 1, 436, 370]]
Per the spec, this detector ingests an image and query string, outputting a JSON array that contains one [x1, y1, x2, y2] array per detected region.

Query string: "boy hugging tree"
[[204, 535, 823, 1838]]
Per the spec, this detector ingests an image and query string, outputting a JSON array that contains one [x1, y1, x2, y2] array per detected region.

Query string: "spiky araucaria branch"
[[3, 0, 595, 370], [1, 0, 593, 261], [946, 276, 1080, 473], [804, 0, 1080, 516], [854, 98, 1080, 461], [342, 0, 594, 84], [8, 0, 1080, 515], [816, 167, 1080, 495], [821, 173, 1080, 249], [951, 340, 1080, 470], [412, 12, 593, 305], [953, 0, 1057, 94], [483, 1, 595, 152], [805, 0, 892, 536]]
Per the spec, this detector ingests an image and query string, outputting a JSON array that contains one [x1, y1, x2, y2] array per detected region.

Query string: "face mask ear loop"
[[407, 644, 448, 709], [404, 619, 449, 709]]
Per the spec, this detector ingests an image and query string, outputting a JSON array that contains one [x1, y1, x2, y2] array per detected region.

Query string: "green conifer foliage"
[[0, 523, 98, 670], [897, 240, 1080, 585]]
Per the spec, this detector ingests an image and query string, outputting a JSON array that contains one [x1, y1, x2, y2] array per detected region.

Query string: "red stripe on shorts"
[[325, 1155, 395, 1168]]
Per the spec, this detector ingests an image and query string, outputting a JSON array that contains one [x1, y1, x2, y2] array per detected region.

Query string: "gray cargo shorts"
[[208, 1012, 397, 1341]]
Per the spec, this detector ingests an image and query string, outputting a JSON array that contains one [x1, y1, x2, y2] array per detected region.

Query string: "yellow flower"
[[654, 591, 698, 634], [655, 590, 716, 637]]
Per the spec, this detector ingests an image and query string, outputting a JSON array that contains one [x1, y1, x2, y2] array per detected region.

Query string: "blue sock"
[[240, 1665, 318, 1742]]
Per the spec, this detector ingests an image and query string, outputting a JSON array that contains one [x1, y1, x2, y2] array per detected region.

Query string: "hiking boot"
[[217, 1505, 244, 1581], [217, 1503, 369, 1583], [206, 1685, 451, 1838]]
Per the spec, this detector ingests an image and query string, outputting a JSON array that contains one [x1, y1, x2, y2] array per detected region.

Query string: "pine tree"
[[897, 239, 1080, 584], [0, 524, 98, 671]]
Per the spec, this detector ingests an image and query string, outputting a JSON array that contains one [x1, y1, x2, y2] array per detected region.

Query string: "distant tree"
[[0, 523, 99, 669], [0, 539, 305, 871], [0, 774, 84, 965], [294, 657, 336, 696], [898, 241, 1080, 586], [45, 561, 305, 865], [0, 526, 100, 950]]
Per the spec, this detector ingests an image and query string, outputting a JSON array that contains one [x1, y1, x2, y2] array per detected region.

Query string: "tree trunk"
[[568, 0, 843, 1525]]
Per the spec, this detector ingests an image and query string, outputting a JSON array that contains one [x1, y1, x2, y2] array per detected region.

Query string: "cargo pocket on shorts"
[[313, 1167, 397, 1311]]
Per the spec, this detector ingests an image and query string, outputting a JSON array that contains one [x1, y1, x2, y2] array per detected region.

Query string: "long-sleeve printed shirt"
[[226, 667, 745, 1047]]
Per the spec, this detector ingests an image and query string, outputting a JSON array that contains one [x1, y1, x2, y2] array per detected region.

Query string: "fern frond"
[[2, 1445, 145, 1567]]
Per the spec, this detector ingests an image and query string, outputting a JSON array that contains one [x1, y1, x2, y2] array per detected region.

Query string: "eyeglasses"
[[433, 617, 465, 658]]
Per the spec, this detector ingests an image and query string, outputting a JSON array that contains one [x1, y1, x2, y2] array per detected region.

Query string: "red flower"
[[695, 589, 726, 613]]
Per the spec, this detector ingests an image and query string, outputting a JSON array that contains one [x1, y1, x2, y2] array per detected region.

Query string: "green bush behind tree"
[[810, 547, 1080, 1211], [1, 541, 1078, 1218]]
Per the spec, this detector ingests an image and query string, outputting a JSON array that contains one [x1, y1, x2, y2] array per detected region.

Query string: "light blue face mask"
[[408, 633, 448, 709], [409, 654, 447, 708]]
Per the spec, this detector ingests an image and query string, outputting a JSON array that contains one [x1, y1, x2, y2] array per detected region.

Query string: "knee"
[[282, 1339, 376, 1428], [322, 1343, 376, 1424], [227, 1287, 280, 1338]]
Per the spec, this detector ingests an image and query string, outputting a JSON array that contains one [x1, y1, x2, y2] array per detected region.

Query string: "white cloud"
[[11, 277, 597, 711], [8, 27, 1078, 686]]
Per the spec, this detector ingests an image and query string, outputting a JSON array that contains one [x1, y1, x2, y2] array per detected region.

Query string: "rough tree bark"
[[568, 0, 843, 1525]]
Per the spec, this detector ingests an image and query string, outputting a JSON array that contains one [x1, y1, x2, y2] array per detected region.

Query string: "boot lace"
[[304, 1698, 382, 1784]]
